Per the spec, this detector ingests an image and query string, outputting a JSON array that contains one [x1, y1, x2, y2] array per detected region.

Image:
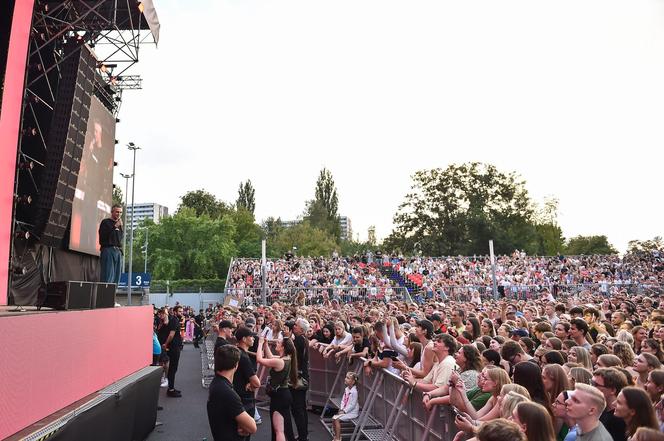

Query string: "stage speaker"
[[43, 281, 94, 310], [93, 283, 116, 309], [35, 43, 96, 248]]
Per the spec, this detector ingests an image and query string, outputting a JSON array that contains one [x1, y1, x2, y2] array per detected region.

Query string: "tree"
[[304, 168, 341, 241], [261, 217, 284, 242], [269, 222, 338, 258], [564, 235, 617, 255], [533, 197, 565, 255], [144, 207, 237, 280], [387, 162, 537, 256], [627, 236, 664, 254], [236, 180, 256, 215], [112, 186, 124, 208], [178, 189, 230, 218], [230, 209, 262, 257]]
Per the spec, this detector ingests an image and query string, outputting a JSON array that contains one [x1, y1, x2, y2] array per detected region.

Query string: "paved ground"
[[146, 343, 328, 441]]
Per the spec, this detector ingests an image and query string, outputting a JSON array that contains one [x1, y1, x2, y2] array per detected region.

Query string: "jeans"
[[100, 247, 122, 284]]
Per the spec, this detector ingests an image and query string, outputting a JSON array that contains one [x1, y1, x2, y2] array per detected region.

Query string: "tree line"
[[112, 162, 660, 281]]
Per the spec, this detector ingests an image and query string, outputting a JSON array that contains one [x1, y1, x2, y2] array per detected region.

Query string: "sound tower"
[[35, 43, 97, 248], [43, 281, 94, 310]]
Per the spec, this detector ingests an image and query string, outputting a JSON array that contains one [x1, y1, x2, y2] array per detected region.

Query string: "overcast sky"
[[114, 0, 664, 253]]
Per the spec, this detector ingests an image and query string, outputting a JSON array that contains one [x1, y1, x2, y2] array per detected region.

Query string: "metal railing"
[[224, 286, 413, 306], [309, 344, 454, 441]]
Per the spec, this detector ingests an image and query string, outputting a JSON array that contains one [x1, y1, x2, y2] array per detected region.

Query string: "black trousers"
[[167, 347, 181, 389], [242, 401, 256, 441], [289, 388, 308, 441]]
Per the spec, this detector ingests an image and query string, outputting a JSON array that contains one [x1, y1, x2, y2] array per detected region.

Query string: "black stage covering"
[[50, 367, 161, 441], [9, 239, 99, 306]]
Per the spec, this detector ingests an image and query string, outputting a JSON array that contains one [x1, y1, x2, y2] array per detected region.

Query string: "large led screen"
[[69, 96, 115, 255]]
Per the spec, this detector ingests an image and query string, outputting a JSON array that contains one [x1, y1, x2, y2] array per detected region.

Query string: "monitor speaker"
[[94, 283, 116, 309], [43, 281, 94, 310]]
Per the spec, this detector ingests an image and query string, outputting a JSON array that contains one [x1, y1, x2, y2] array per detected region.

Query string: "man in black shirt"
[[194, 309, 205, 349], [163, 305, 184, 397], [208, 345, 257, 441], [215, 320, 235, 349], [233, 326, 261, 438], [290, 318, 310, 441], [98, 204, 123, 284]]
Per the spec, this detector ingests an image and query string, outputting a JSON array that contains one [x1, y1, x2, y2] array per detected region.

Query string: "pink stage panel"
[[0, 1, 35, 305], [0, 306, 153, 439]]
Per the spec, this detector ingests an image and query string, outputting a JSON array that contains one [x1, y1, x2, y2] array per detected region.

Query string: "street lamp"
[[142, 227, 149, 274], [119, 172, 133, 273], [127, 142, 140, 306]]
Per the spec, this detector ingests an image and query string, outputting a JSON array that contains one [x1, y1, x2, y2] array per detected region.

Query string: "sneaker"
[[166, 389, 182, 398], [160, 379, 168, 388], [255, 417, 262, 425]]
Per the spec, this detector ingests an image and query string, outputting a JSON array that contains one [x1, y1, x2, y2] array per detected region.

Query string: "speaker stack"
[[42, 281, 116, 310]]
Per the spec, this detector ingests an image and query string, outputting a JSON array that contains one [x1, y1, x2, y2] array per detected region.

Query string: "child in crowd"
[[332, 372, 360, 441]]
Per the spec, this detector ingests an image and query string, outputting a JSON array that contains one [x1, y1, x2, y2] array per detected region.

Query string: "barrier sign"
[[119, 272, 151, 288]]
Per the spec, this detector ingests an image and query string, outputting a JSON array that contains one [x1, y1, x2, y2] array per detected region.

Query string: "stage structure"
[[0, 2, 162, 439], [7, 0, 159, 306]]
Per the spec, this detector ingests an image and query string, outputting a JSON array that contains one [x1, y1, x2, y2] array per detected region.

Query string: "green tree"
[[269, 222, 338, 257], [178, 189, 231, 218], [236, 180, 256, 215], [627, 236, 664, 254], [305, 168, 341, 241], [145, 207, 237, 279], [564, 235, 617, 255], [261, 216, 284, 242], [112, 186, 124, 208], [533, 197, 565, 255], [387, 162, 537, 256], [231, 209, 262, 257]]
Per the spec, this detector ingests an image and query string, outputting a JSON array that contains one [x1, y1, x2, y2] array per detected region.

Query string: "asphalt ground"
[[146, 343, 328, 441]]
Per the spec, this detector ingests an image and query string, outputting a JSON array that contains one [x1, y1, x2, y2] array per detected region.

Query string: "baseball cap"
[[511, 328, 529, 338], [219, 320, 235, 329], [235, 326, 257, 340], [245, 317, 256, 326]]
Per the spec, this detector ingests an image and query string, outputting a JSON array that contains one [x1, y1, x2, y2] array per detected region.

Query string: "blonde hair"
[[500, 383, 531, 400], [501, 391, 530, 419], [571, 347, 593, 370], [486, 367, 511, 396], [575, 383, 607, 414]]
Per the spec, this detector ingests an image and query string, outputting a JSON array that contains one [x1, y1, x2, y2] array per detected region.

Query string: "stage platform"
[[0, 305, 153, 440]]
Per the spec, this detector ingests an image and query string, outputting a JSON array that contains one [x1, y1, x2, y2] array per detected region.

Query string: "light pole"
[[142, 228, 149, 274], [119, 172, 132, 273], [127, 142, 140, 306]]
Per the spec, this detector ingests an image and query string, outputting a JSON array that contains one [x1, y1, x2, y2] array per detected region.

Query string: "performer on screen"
[[99, 204, 123, 284]]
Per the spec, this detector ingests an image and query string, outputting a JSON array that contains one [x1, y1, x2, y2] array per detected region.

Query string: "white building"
[[126, 203, 169, 229]]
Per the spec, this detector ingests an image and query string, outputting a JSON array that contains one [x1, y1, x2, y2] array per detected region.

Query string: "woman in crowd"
[[614, 341, 636, 369], [257, 335, 298, 441], [513, 361, 553, 416], [542, 364, 570, 407], [568, 366, 592, 388], [322, 321, 352, 358], [450, 365, 511, 420], [634, 353, 662, 388], [542, 351, 565, 366], [568, 346, 593, 371], [456, 344, 484, 390], [632, 427, 664, 441], [597, 353, 623, 369], [590, 343, 610, 366], [614, 386, 660, 439], [513, 401, 556, 441], [641, 338, 664, 362], [633, 326, 649, 354], [552, 391, 576, 441], [645, 369, 664, 404], [481, 319, 496, 337], [466, 317, 482, 341]]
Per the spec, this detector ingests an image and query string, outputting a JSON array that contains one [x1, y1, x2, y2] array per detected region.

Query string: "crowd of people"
[[227, 252, 664, 304], [157, 251, 664, 441]]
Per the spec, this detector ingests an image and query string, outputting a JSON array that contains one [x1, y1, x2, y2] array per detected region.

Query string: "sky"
[[114, 0, 664, 253]]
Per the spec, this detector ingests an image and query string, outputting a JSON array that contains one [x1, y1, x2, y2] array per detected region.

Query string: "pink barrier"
[[0, 306, 153, 439]]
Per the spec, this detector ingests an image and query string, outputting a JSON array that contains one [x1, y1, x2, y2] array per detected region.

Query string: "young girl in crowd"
[[332, 372, 359, 441]]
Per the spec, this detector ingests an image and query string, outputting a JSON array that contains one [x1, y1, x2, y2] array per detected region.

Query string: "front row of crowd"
[[174, 291, 664, 441]]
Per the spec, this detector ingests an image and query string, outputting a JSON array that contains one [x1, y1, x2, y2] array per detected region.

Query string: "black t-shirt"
[[215, 336, 229, 350], [600, 409, 627, 441], [232, 348, 256, 403], [98, 218, 123, 248], [207, 375, 246, 441], [353, 337, 370, 354], [156, 321, 170, 345], [168, 315, 182, 349], [293, 334, 309, 380]]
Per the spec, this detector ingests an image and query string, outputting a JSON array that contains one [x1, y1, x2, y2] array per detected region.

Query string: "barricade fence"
[[225, 287, 414, 306]]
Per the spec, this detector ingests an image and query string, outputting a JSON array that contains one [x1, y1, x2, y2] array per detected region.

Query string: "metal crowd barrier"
[[309, 344, 455, 441]]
